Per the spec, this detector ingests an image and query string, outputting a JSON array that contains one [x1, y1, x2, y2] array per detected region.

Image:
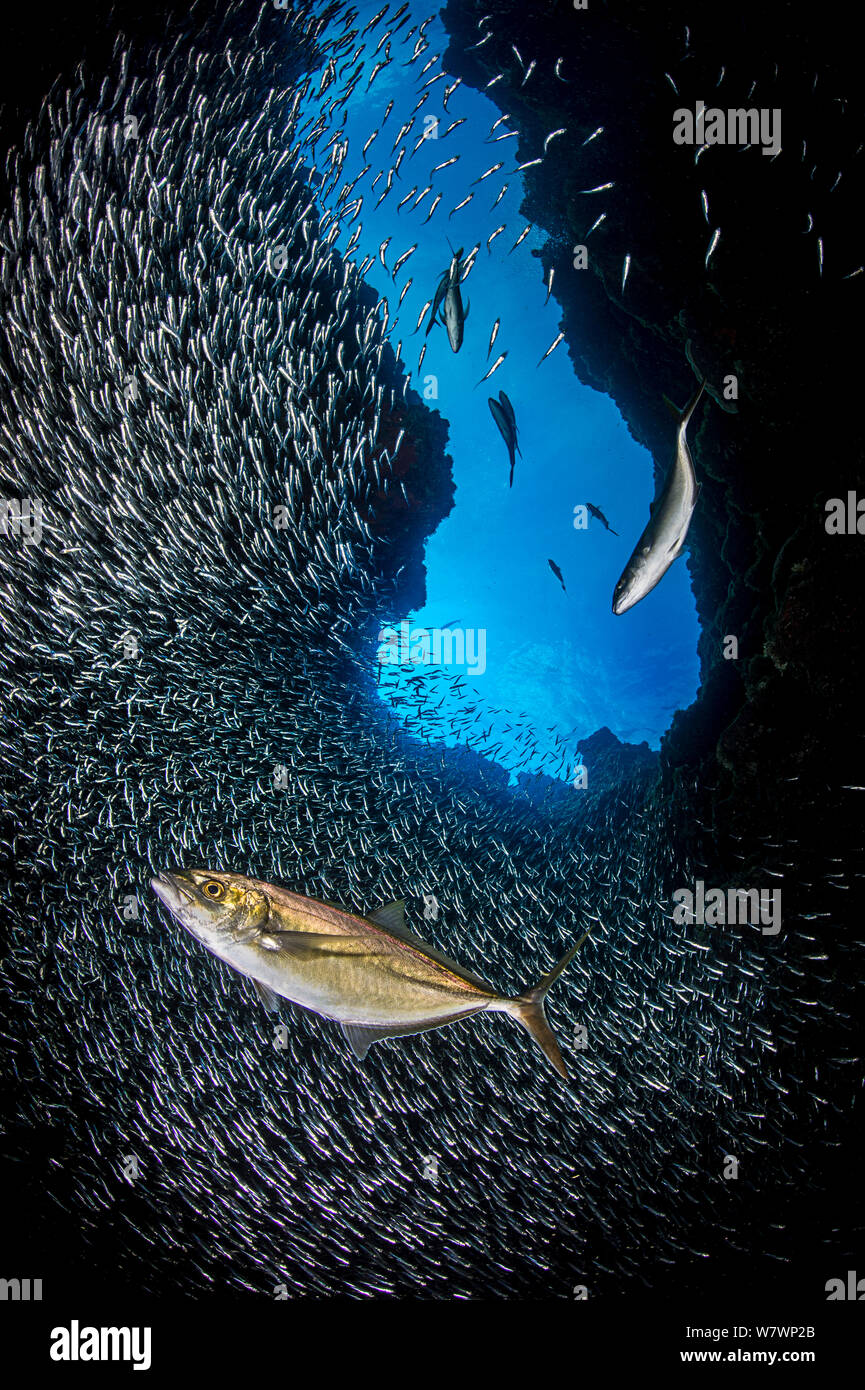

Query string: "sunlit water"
[[300, 1, 701, 778]]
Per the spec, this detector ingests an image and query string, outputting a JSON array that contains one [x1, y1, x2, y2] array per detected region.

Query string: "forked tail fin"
[[663, 378, 706, 426], [505, 931, 592, 1079]]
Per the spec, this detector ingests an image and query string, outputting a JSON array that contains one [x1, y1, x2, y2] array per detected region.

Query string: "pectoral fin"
[[367, 899, 495, 991], [266, 931, 387, 960]]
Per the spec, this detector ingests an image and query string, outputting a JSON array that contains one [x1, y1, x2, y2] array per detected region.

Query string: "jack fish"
[[151, 871, 588, 1078], [612, 381, 705, 615]]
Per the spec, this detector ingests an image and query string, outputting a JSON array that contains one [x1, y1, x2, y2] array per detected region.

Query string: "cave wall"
[[441, 0, 864, 860]]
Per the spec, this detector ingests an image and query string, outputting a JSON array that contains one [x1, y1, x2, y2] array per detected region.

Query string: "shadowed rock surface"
[[443, 0, 865, 842]]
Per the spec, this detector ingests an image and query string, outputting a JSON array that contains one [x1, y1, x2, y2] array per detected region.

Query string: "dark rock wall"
[[442, 0, 864, 857]]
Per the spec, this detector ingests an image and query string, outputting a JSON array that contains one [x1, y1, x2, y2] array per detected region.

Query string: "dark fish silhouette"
[[488, 390, 521, 487], [548, 558, 567, 592], [587, 502, 618, 535]]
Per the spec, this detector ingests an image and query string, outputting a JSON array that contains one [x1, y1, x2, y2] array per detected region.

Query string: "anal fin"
[[252, 978, 281, 1013], [340, 1007, 487, 1062]]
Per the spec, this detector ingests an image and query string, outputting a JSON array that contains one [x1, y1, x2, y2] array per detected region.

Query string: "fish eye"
[[202, 881, 225, 900]]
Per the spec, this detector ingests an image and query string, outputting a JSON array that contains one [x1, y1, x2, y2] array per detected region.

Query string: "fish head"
[[612, 552, 649, 615], [151, 869, 271, 951]]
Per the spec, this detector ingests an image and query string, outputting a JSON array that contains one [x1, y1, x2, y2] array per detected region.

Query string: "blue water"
[[302, 1, 700, 778]]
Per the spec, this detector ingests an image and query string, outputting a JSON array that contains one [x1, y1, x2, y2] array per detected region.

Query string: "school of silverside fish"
[[0, 0, 861, 1297]]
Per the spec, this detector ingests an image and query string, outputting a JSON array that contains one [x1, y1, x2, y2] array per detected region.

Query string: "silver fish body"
[[151, 870, 586, 1077], [441, 275, 466, 351], [612, 381, 705, 614]]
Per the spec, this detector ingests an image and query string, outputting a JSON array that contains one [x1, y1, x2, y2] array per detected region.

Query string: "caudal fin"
[[505, 931, 592, 1079], [664, 378, 706, 426], [680, 378, 706, 428]]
